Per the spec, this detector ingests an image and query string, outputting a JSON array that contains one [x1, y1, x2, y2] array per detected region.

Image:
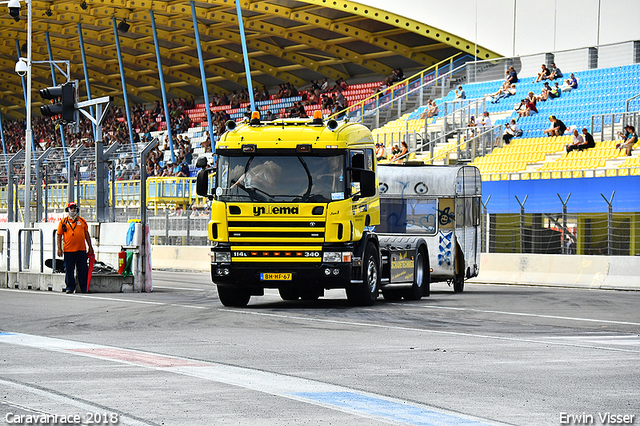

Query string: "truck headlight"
[[322, 252, 352, 263], [214, 252, 231, 262]]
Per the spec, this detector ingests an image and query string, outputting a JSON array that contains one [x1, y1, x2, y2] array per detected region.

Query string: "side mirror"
[[196, 169, 210, 198], [195, 156, 208, 169], [358, 169, 376, 198]]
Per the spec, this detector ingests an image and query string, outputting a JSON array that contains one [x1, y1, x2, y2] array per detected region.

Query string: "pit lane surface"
[[1, 271, 639, 426]]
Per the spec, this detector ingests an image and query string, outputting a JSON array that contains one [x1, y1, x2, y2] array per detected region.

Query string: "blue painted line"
[[293, 392, 496, 426], [0, 332, 15, 336]]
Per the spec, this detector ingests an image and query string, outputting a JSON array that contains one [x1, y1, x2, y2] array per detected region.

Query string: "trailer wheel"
[[453, 244, 465, 293], [347, 243, 379, 306], [278, 287, 299, 301], [404, 247, 428, 300], [217, 285, 251, 307]]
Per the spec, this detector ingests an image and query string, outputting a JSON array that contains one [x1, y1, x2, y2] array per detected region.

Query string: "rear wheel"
[[217, 285, 251, 307], [453, 244, 465, 293], [346, 243, 380, 306], [404, 247, 429, 300]]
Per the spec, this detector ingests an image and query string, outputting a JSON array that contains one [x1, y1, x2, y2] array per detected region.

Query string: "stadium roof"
[[0, 0, 500, 119]]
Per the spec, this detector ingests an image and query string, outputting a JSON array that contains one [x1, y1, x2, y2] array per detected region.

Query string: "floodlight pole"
[[23, 0, 32, 228]]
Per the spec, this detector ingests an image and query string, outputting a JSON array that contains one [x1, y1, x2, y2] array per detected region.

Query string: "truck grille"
[[228, 220, 326, 242]]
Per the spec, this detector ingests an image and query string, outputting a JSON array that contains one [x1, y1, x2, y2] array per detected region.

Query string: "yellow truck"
[[196, 112, 458, 307]]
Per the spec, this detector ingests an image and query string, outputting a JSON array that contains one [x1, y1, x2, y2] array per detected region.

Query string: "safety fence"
[[481, 196, 640, 256], [0, 176, 214, 222]]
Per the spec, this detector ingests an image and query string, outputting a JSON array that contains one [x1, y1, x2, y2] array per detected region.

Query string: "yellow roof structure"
[[0, 0, 500, 119]]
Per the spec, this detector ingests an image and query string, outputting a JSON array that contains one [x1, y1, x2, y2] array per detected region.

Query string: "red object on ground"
[[118, 250, 126, 274], [87, 253, 95, 292]]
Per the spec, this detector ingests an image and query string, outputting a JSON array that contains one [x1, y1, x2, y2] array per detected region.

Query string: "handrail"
[[18, 228, 44, 273], [442, 97, 487, 134], [625, 93, 640, 112], [0, 228, 10, 272], [591, 110, 640, 142], [329, 53, 468, 122]]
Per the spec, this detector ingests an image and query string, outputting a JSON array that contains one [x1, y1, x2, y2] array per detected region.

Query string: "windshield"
[[217, 155, 345, 203]]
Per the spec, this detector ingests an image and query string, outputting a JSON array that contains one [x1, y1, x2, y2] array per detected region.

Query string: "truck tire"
[[217, 285, 251, 307], [404, 246, 428, 300], [453, 244, 464, 293], [347, 243, 379, 306], [278, 287, 299, 301]]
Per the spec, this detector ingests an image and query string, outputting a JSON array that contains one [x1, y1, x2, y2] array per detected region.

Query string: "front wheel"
[[217, 285, 251, 307], [346, 243, 380, 306]]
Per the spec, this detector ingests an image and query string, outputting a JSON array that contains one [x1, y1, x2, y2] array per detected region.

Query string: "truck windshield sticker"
[[332, 192, 345, 200]]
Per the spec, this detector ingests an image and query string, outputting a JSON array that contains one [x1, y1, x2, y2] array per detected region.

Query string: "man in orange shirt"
[[56, 202, 94, 294]]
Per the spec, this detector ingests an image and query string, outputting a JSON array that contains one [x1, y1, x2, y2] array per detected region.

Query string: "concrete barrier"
[[468, 253, 640, 290], [150, 245, 210, 271]]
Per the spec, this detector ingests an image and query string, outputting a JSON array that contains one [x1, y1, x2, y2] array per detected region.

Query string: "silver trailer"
[[377, 164, 482, 292]]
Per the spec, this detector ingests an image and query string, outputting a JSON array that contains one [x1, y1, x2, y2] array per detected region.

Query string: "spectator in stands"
[[565, 129, 585, 152], [184, 96, 195, 110], [426, 100, 439, 118], [481, 111, 491, 127], [543, 115, 567, 137], [581, 128, 596, 150], [390, 143, 400, 160], [536, 82, 551, 102], [455, 85, 466, 100], [502, 119, 520, 145], [306, 89, 319, 106], [616, 125, 638, 156], [507, 66, 518, 85], [617, 124, 631, 142], [336, 89, 346, 110], [548, 63, 563, 81], [549, 81, 562, 99], [560, 79, 573, 92], [568, 73, 578, 90], [320, 78, 329, 93], [389, 140, 408, 163], [202, 132, 212, 152], [490, 83, 516, 104], [375, 143, 387, 161], [534, 64, 551, 83], [332, 77, 348, 92], [517, 92, 538, 118], [265, 110, 275, 121], [392, 68, 404, 82]]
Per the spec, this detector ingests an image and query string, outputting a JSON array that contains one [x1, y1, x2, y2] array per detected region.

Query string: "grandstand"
[[1, 28, 639, 255]]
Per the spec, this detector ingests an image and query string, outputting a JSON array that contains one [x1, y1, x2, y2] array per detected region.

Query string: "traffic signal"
[[40, 81, 76, 124]]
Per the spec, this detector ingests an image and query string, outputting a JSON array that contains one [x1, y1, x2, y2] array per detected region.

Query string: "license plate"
[[260, 273, 292, 281]]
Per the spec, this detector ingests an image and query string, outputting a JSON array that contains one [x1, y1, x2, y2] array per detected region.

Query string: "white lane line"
[[152, 285, 206, 291], [0, 378, 157, 426], [420, 305, 640, 326], [219, 309, 640, 354], [0, 332, 506, 426], [0, 289, 207, 310]]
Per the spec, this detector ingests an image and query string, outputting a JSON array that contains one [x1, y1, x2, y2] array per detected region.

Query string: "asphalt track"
[[1, 271, 639, 426]]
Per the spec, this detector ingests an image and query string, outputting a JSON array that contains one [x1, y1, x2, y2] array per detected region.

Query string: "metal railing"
[[0, 228, 10, 272], [332, 53, 470, 126], [591, 110, 640, 142], [18, 228, 43, 273]]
